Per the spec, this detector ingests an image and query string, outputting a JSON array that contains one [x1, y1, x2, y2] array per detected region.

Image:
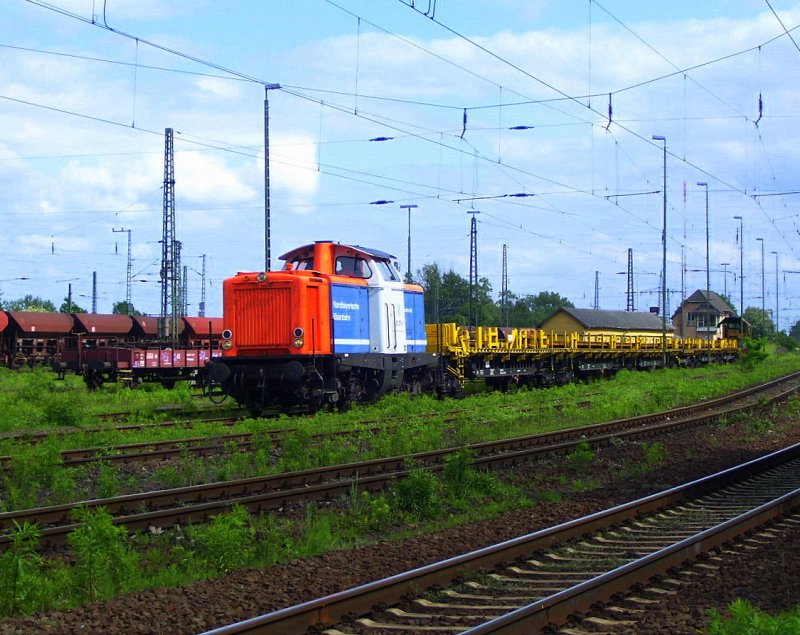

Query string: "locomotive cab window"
[[335, 256, 372, 279], [374, 260, 400, 282]]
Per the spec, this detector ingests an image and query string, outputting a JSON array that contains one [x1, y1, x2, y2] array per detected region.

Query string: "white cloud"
[[175, 151, 257, 205], [194, 77, 243, 101], [271, 133, 321, 210]]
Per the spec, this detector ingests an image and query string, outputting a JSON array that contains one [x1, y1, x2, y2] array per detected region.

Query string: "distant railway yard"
[[0, 356, 799, 634]]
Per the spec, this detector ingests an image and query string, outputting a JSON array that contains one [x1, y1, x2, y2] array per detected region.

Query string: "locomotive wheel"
[[307, 392, 323, 414]]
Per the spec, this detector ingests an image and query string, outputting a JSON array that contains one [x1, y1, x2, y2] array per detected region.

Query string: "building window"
[[688, 312, 717, 328]]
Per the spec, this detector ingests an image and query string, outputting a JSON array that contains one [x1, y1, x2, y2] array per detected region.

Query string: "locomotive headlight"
[[293, 337, 304, 348], [221, 339, 233, 350], [256, 272, 267, 282]]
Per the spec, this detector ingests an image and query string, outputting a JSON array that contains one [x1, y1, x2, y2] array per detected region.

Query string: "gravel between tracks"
[[1, 400, 799, 634]]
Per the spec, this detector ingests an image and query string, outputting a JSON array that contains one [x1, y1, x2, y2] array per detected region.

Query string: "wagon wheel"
[[205, 377, 229, 405]]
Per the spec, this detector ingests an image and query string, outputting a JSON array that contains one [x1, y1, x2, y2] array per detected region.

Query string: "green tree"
[[789, 319, 800, 342], [111, 301, 142, 316], [742, 306, 775, 340], [718, 293, 737, 313], [59, 297, 87, 314], [5, 295, 57, 312], [510, 291, 574, 327], [419, 264, 469, 324], [419, 264, 500, 326]]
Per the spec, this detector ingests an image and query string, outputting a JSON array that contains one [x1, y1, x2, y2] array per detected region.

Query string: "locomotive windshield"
[[285, 258, 314, 271]]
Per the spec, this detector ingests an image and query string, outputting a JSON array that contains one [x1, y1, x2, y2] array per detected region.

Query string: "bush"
[[740, 338, 769, 370], [0, 521, 44, 616], [190, 505, 254, 574], [69, 506, 139, 602], [708, 598, 800, 634], [394, 468, 440, 519]]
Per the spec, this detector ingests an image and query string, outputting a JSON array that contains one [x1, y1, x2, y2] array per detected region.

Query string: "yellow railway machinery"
[[427, 323, 740, 393]]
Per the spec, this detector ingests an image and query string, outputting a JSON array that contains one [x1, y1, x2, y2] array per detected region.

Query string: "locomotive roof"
[[280, 242, 397, 262]]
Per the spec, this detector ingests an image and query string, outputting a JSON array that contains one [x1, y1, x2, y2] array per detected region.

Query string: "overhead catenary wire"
[[12, 0, 800, 310]]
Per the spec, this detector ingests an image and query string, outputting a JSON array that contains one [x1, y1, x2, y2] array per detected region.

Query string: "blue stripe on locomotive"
[[404, 289, 427, 352], [331, 283, 370, 353]]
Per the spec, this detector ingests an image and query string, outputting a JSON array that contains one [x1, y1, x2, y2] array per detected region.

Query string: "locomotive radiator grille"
[[232, 286, 291, 351]]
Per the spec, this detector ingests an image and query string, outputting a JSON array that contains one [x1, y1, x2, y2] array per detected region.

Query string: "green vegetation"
[[2, 353, 799, 511], [708, 599, 800, 634], [0, 353, 798, 618], [0, 461, 525, 618], [566, 440, 595, 472]]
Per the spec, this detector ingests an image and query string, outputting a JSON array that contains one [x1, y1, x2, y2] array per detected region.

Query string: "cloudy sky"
[[2, 0, 800, 328]]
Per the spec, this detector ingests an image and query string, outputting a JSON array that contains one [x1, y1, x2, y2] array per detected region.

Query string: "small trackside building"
[[539, 307, 673, 339]]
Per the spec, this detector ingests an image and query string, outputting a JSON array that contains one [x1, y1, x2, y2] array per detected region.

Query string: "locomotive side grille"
[[233, 285, 291, 351]]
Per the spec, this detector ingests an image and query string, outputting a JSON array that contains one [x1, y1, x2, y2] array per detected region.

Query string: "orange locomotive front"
[[208, 241, 437, 414]]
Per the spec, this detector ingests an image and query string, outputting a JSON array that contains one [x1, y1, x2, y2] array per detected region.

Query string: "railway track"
[[2, 371, 798, 472], [1, 371, 798, 552], [0, 411, 244, 445], [200, 443, 800, 634]]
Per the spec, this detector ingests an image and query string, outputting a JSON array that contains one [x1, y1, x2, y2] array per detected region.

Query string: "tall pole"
[[468, 211, 480, 328], [199, 254, 207, 318], [626, 248, 635, 311], [653, 135, 668, 365], [400, 204, 418, 283], [182, 265, 189, 316], [697, 182, 710, 343], [263, 83, 280, 273], [92, 271, 97, 314], [160, 127, 178, 342], [771, 250, 779, 332], [113, 227, 132, 312], [593, 271, 599, 310], [756, 237, 765, 315], [733, 216, 744, 315], [720, 263, 730, 298], [501, 243, 508, 326]]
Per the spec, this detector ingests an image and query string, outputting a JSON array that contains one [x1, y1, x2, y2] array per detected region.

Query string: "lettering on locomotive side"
[[333, 301, 360, 310], [333, 313, 353, 321]]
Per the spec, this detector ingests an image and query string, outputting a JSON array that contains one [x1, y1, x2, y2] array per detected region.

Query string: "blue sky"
[[2, 0, 800, 329]]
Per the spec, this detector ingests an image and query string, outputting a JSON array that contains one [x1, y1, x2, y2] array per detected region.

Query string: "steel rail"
[[199, 443, 800, 635], [3, 370, 797, 470], [1, 374, 798, 550]]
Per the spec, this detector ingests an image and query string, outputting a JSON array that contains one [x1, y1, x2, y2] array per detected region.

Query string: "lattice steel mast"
[[160, 128, 180, 342], [468, 211, 479, 328], [626, 248, 635, 311], [501, 243, 508, 326]]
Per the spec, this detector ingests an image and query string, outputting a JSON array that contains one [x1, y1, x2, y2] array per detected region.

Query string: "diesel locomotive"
[[206, 241, 440, 413], [207, 241, 742, 415]]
